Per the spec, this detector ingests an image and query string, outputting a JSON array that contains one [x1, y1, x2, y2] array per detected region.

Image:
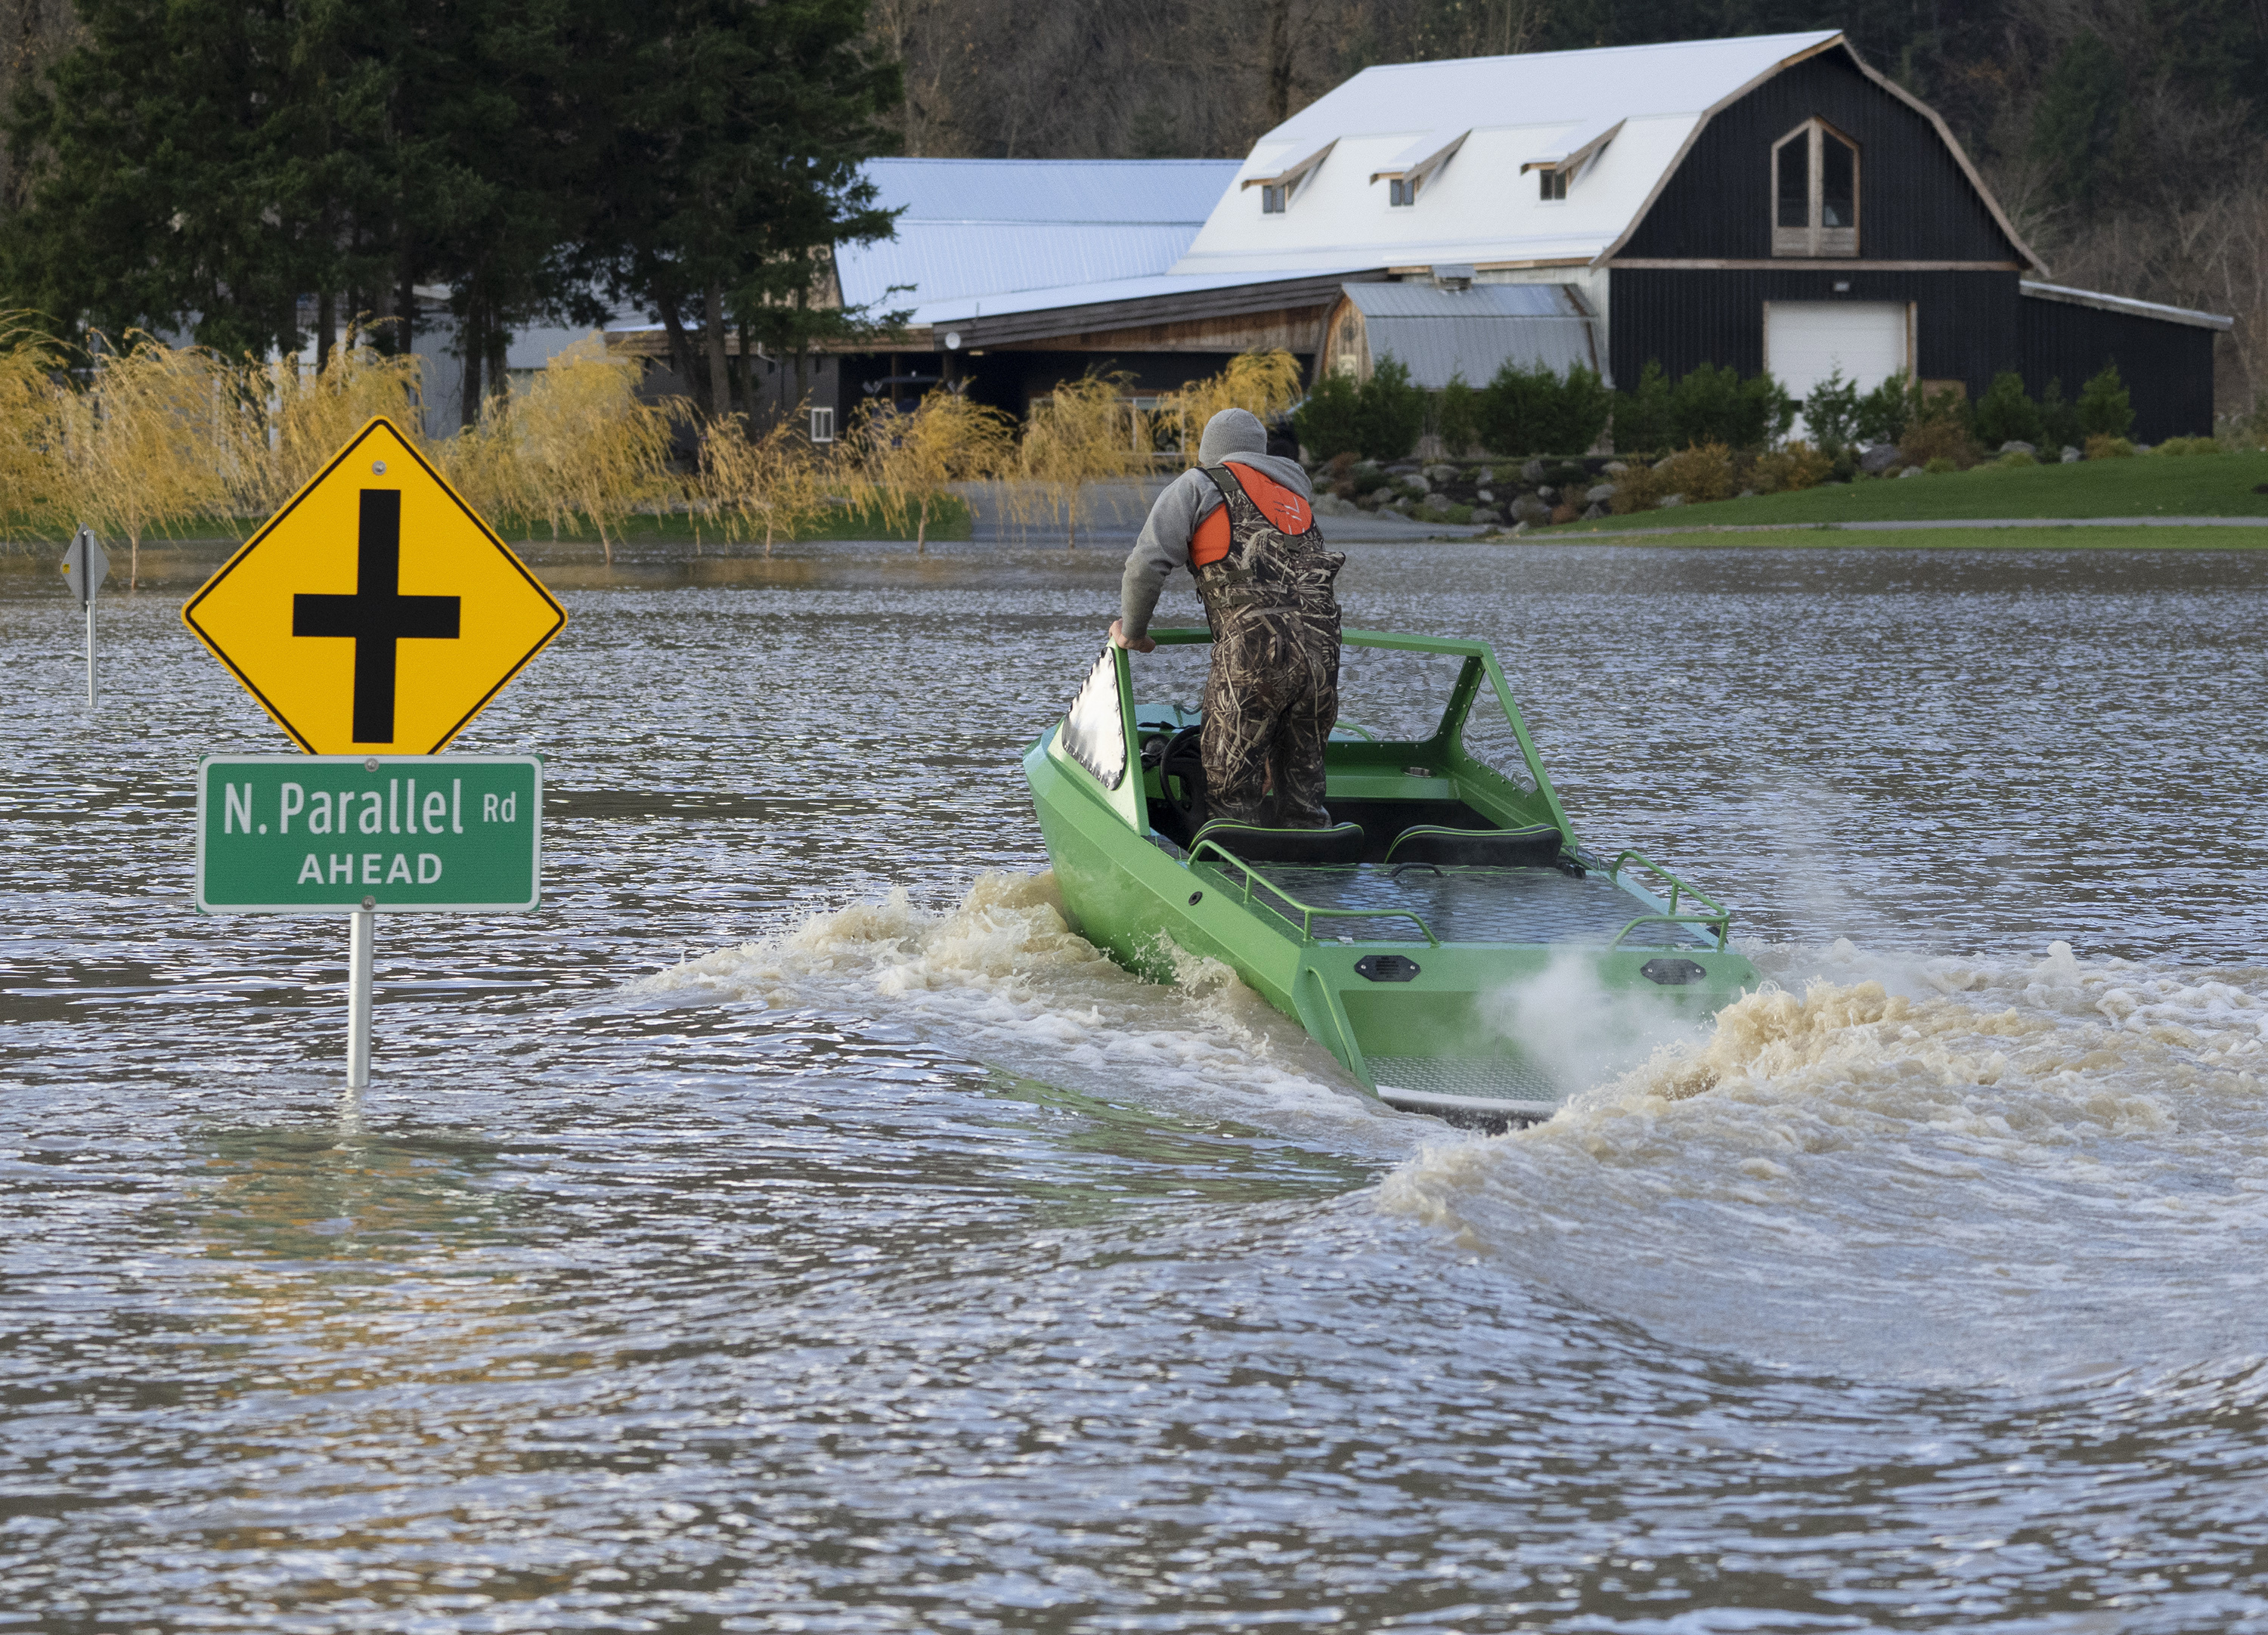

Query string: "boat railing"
[[1609, 914, 1732, 950], [1610, 851, 1727, 921], [1188, 839, 1442, 947]]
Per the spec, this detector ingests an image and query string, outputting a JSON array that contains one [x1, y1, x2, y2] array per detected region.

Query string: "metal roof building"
[[813, 29, 2226, 441], [1321, 284, 1603, 389]]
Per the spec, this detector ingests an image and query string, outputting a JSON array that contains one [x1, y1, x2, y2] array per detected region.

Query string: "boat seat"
[[1191, 820, 1368, 865], [1383, 823, 1563, 867]]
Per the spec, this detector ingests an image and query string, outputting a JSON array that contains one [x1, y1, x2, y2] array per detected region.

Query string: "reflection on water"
[[6, 542, 2268, 1630]]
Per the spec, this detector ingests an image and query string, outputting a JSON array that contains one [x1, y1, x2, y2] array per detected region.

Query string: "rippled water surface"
[[7, 540, 2268, 1632]]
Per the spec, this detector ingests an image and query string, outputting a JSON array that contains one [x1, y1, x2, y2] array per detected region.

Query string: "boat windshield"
[[1126, 636, 1471, 748], [1335, 646, 1468, 745]]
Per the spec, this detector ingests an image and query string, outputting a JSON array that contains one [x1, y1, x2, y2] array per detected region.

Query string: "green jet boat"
[[1021, 627, 1759, 1129]]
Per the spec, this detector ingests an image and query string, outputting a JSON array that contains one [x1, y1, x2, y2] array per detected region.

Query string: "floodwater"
[[6, 540, 2268, 1632]]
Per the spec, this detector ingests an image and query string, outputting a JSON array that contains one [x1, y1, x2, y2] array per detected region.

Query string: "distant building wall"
[[2017, 293, 2218, 442]]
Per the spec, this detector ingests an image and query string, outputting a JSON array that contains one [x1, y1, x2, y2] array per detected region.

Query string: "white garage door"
[[1765, 302, 1910, 437]]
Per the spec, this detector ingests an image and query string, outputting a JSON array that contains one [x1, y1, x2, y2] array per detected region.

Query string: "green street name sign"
[[197, 754, 541, 913]]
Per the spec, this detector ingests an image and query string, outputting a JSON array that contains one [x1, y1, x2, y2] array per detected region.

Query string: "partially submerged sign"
[[62, 527, 107, 605], [197, 754, 541, 914], [180, 418, 565, 754]]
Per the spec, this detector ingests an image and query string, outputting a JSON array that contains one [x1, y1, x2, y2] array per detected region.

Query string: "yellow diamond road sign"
[[182, 417, 565, 754]]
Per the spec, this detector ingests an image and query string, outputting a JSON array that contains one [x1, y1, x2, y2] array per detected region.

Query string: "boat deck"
[[1228, 863, 1715, 949]]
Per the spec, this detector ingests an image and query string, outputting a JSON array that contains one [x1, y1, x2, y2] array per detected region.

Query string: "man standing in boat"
[[1111, 407, 1346, 828]]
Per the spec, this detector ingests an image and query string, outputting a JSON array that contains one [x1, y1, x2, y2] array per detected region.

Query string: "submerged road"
[[6, 540, 2268, 1630]]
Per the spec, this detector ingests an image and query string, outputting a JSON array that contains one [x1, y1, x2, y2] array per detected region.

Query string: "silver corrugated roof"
[[838, 159, 1243, 322], [1343, 283, 1600, 386]]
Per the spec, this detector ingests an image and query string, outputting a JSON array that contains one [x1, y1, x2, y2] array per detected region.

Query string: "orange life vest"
[[1191, 463, 1313, 566]]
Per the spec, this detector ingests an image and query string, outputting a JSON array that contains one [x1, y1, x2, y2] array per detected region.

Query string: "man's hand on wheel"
[[1109, 619, 1156, 653]]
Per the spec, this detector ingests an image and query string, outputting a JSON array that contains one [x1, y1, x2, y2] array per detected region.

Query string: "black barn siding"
[[1619, 49, 2019, 264], [1609, 268, 2021, 394], [2017, 296, 2217, 442]]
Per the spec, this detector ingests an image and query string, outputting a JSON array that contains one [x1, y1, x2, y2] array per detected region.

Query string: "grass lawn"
[[1513, 523, 2268, 550], [1544, 450, 2268, 534]]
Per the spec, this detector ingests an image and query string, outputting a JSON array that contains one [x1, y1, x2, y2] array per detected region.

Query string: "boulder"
[[1587, 482, 1618, 505], [2061, 445, 2083, 463], [1385, 460, 1421, 475], [1521, 457, 1548, 482], [1603, 460, 1628, 475], [1476, 488, 1495, 503], [1997, 440, 2037, 457], [1582, 502, 1607, 521], [1659, 494, 1684, 508], [1510, 494, 1554, 525], [1858, 443, 1902, 475], [1401, 472, 1431, 495], [1424, 463, 1458, 484], [1535, 485, 1557, 503], [1421, 491, 1452, 513], [1898, 465, 1926, 478], [1469, 506, 1503, 526], [1312, 493, 1363, 517]]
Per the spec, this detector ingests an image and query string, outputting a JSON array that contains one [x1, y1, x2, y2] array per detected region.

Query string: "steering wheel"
[[1159, 725, 1207, 829]]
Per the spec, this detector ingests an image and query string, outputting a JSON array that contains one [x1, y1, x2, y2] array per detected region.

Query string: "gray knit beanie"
[[1198, 407, 1268, 464]]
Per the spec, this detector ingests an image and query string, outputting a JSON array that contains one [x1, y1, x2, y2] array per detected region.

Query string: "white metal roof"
[[835, 158, 1243, 326], [1174, 30, 1843, 277], [2021, 281, 2234, 332]]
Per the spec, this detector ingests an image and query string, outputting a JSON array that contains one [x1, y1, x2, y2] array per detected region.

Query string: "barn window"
[[809, 406, 834, 443], [1261, 184, 1285, 214], [1389, 178, 1417, 207], [1538, 168, 1567, 202], [1772, 119, 1859, 256]]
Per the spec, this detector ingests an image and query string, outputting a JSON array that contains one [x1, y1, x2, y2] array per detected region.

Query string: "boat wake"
[[639, 870, 1422, 1151], [1382, 938, 2268, 1384], [647, 877, 2268, 1383]]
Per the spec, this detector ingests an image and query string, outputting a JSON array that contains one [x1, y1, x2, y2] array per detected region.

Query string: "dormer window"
[[1240, 138, 1334, 216], [1773, 119, 1859, 256], [1373, 129, 1465, 211], [1538, 168, 1566, 201]]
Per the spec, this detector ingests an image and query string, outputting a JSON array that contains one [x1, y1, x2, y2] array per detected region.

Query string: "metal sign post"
[[195, 753, 544, 1084], [60, 528, 108, 708], [347, 906, 376, 1088]]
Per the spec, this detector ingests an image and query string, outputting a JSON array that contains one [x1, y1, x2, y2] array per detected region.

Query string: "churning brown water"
[[6, 539, 2268, 1631]]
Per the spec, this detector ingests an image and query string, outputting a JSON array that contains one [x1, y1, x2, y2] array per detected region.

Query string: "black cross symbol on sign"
[[292, 491, 462, 743]]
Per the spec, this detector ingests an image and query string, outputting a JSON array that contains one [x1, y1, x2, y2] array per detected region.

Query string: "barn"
[[813, 29, 2228, 447]]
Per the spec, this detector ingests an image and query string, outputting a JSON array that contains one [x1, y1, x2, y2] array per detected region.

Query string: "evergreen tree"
[[1292, 369, 1362, 462], [1354, 356, 1426, 461], [580, 0, 900, 421], [2028, 31, 2127, 215], [2077, 364, 2134, 438], [1973, 370, 2044, 447]]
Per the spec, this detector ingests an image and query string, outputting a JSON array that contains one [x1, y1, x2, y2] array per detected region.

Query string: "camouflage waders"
[[1191, 463, 1346, 828]]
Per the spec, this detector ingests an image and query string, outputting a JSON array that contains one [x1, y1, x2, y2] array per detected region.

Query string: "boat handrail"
[[1188, 840, 1442, 948], [1608, 913, 1732, 950], [1608, 850, 1727, 921]]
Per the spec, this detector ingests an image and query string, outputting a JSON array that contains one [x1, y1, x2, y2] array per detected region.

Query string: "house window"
[[1389, 178, 1416, 207], [1261, 184, 1285, 214], [1538, 167, 1567, 201], [809, 406, 834, 443], [1772, 119, 1859, 256]]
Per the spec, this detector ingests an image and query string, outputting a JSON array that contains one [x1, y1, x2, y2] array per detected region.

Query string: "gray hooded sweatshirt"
[[1119, 407, 1315, 639]]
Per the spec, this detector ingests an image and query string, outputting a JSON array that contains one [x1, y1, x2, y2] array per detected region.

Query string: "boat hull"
[[1026, 729, 1757, 1125]]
